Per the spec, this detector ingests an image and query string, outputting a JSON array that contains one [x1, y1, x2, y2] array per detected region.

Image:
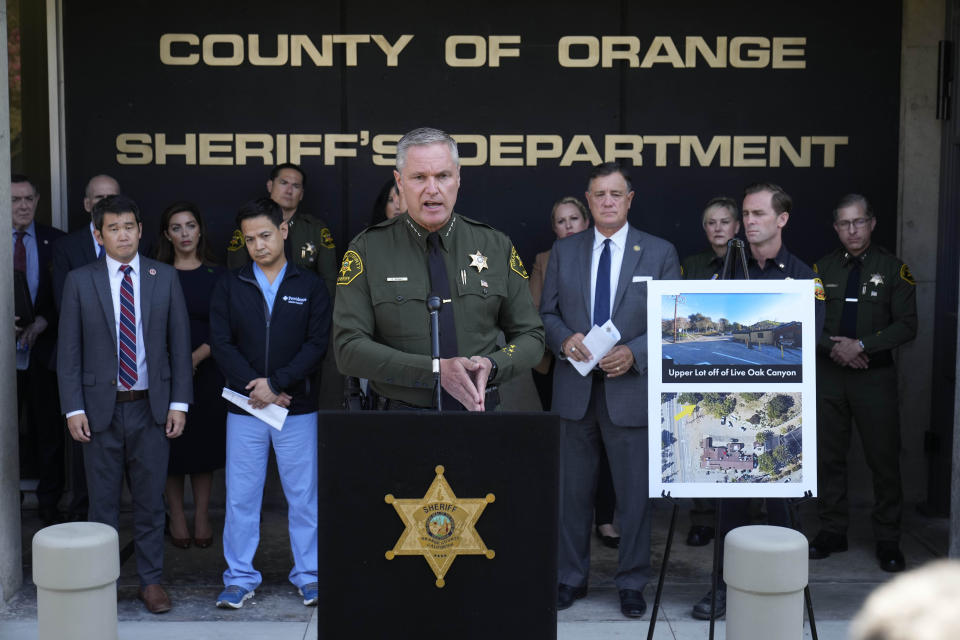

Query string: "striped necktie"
[[118, 265, 138, 389]]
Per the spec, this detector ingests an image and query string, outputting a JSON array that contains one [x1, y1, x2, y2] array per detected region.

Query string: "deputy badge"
[[337, 250, 363, 286], [300, 241, 317, 263], [869, 273, 884, 287], [227, 228, 244, 252], [900, 264, 915, 285], [468, 250, 489, 273], [509, 246, 528, 279], [320, 227, 335, 249], [385, 465, 495, 588], [813, 277, 826, 301]]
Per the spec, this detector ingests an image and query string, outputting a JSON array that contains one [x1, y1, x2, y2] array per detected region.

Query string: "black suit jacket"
[[52, 225, 99, 313], [29, 223, 66, 369]]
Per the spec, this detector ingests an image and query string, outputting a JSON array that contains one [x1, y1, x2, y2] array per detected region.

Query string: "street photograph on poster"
[[659, 290, 807, 383], [646, 279, 817, 498]]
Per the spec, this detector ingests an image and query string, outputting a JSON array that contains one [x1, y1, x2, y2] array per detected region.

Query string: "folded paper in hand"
[[571, 320, 622, 377], [221, 387, 289, 431]]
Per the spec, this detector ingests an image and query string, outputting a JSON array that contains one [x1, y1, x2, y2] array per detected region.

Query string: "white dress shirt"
[[589, 223, 629, 326], [66, 253, 187, 418]]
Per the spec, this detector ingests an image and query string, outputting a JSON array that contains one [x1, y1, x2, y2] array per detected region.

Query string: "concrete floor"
[[0, 489, 947, 639]]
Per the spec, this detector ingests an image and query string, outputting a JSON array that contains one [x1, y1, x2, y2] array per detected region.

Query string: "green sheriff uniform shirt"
[[681, 248, 724, 280], [227, 210, 338, 296], [813, 245, 917, 360], [333, 212, 545, 408]]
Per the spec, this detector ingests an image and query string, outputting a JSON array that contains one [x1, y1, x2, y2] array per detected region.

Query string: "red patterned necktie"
[[118, 265, 138, 389], [14, 231, 26, 273]]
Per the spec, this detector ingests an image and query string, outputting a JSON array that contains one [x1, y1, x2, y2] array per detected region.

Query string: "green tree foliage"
[[773, 445, 789, 464], [678, 392, 703, 405], [741, 392, 763, 401], [701, 393, 736, 418], [766, 394, 795, 421], [758, 452, 775, 474]]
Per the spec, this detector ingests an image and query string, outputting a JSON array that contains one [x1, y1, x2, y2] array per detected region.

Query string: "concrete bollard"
[[724, 525, 808, 640], [33, 522, 120, 640]]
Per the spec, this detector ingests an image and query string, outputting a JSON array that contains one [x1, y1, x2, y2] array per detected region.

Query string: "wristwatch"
[[486, 357, 498, 382]]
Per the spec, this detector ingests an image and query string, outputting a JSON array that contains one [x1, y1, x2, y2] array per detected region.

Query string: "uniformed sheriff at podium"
[[333, 127, 544, 411]]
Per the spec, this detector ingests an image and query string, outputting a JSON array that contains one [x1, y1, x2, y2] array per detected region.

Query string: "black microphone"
[[426, 294, 443, 411]]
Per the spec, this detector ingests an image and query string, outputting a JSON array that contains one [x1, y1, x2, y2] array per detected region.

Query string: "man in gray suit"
[[57, 195, 192, 614], [541, 162, 681, 618]]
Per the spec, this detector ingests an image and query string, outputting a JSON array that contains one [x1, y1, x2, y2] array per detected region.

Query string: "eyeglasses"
[[835, 218, 872, 231]]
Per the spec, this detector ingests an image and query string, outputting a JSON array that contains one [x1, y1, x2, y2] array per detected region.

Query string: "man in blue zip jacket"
[[209, 197, 331, 609]]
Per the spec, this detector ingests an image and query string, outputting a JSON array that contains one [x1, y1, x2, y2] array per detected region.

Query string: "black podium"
[[318, 411, 560, 639]]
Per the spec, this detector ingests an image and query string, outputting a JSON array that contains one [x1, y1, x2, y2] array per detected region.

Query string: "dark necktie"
[[14, 231, 26, 273], [594, 238, 611, 326], [838, 259, 860, 339], [118, 265, 138, 389], [427, 232, 464, 411], [427, 232, 458, 358]]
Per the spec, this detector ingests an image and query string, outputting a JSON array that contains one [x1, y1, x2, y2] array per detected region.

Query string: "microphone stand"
[[426, 294, 443, 412], [719, 238, 750, 280]]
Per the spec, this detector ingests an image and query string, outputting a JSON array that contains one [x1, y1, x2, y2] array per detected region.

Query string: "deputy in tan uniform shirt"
[[333, 127, 544, 411]]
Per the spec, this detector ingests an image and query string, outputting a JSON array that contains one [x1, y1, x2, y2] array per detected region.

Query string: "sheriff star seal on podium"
[[385, 465, 495, 587]]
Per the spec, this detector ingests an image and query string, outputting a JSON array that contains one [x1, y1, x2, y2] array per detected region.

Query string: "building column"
[[0, 2, 22, 603]]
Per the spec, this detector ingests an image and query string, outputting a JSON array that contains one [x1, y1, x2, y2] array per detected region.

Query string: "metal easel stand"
[[789, 490, 819, 640], [647, 491, 680, 640]]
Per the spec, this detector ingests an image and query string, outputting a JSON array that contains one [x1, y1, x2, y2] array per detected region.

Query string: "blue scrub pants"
[[222, 411, 318, 590]]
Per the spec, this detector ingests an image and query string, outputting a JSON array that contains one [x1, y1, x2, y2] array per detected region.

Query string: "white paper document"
[[571, 320, 622, 377], [221, 387, 289, 431]]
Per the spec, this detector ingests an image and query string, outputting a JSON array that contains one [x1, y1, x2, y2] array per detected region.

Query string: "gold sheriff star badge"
[[385, 465, 495, 587], [468, 250, 489, 272]]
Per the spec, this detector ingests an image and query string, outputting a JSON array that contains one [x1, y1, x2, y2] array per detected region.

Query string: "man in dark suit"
[[57, 195, 192, 614], [50, 173, 120, 520], [541, 163, 681, 618], [12, 174, 65, 525]]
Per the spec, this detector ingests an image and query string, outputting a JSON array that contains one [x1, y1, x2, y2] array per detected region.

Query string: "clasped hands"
[[828, 336, 869, 369], [245, 378, 293, 410], [439, 356, 493, 412], [562, 333, 634, 378]]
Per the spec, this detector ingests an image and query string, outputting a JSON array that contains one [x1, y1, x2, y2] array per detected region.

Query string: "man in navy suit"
[[51, 173, 120, 520], [12, 174, 65, 525], [57, 194, 192, 613], [541, 163, 681, 618]]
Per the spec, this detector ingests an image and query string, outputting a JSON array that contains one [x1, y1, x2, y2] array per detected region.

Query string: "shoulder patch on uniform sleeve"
[[320, 227, 335, 249], [509, 246, 528, 279], [900, 263, 915, 285], [813, 277, 826, 301], [338, 250, 364, 286], [227, 228, 244, 252]]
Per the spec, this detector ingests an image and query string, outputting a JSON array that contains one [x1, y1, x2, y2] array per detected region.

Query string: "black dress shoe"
[[557, 583, 587, 610], [686, 525, 715, 547], [596, 525, 620, 549], [692, 588, 726, 620], [619, 589, 647, 618], [808, 530, 848, 559], [876, 542, 905, 572]]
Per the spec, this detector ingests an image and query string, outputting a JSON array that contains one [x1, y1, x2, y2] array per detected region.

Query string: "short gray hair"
[[833, 193, 873, 222], [850, 559, 960, 640], [396, 127, 459, 171]]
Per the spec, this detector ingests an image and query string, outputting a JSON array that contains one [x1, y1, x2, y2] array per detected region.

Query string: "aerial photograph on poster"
[[659, 391, 804, 488], [660, 292, 805, 383]]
